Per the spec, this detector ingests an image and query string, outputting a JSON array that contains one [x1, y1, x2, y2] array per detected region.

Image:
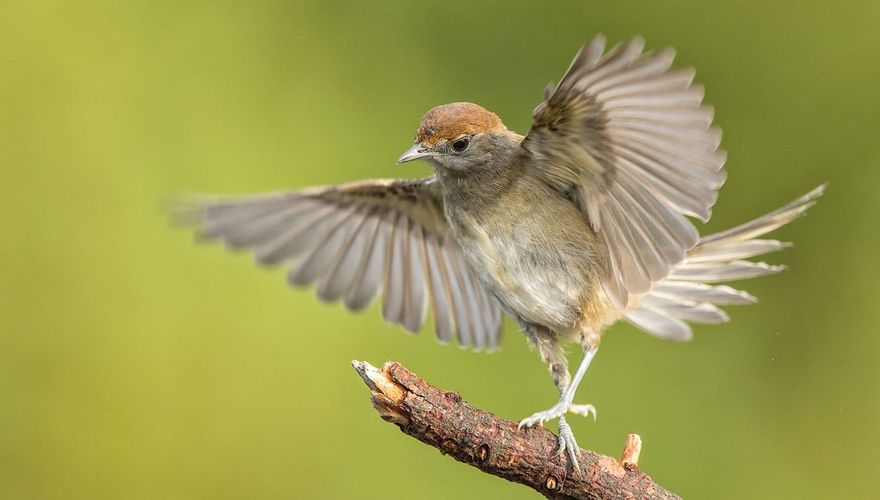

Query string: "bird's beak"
[[397, 143, 433, 164]]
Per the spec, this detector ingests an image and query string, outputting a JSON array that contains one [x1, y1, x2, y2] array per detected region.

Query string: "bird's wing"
[[522, 35, 726, 308], [173, 177, 503, 350], [623, 185, 825, 341]]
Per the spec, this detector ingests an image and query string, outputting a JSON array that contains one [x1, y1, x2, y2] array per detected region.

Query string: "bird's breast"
[[445, 187, 606, 332]]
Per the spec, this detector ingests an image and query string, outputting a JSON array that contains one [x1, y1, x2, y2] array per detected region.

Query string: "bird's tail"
[[623, 184, 826, 341]]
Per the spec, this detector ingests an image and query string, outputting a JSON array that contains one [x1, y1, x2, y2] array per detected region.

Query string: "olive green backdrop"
[[2, 1, 878, 498]]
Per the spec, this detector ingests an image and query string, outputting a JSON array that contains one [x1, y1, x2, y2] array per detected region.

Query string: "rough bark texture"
[[352, 360, 679, 500]]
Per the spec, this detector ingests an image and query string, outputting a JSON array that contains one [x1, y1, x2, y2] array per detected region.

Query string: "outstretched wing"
[[624, 185, 825, 341], [523, 35, 726, 308], [173, 177, 502, 350]]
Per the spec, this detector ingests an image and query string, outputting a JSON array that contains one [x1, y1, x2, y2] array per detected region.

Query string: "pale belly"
[[451, 204, 605, 333]]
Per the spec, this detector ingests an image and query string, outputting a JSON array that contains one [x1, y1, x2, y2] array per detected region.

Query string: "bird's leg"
[[522, 322, 571, 396], [518, 335, 599, 427], [562, 343, 599, 420], [518, 328, 601, 474]]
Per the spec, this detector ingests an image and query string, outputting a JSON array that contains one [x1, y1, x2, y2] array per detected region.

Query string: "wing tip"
[[589, 33, 608, 50], [807, 182, 829, 201]]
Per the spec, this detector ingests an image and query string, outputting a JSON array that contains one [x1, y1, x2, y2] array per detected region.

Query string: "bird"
[[174, 34, 824, 473]]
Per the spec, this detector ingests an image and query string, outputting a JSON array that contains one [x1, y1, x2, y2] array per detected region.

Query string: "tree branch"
[[352, 360, 679, 500]]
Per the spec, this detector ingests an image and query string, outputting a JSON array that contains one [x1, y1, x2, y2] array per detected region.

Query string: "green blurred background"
[[2, 1, 878, 498]]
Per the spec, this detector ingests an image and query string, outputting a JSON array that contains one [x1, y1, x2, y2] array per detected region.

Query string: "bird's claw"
[[568, 403, 597, 421], [517, 401, 598, 429], [557, 415, 582, 475], [518, 399, 596, 476], [517, 401, 568, 429]]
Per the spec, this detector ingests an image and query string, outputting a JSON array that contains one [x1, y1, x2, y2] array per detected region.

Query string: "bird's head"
[[397, 102, 515, 173]]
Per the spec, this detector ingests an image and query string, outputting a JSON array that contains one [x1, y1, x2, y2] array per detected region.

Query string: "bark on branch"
[[352, 360, 679, 500]]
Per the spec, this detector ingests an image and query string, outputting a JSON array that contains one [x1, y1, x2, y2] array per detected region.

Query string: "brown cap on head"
[[416, 102, 507, 146]]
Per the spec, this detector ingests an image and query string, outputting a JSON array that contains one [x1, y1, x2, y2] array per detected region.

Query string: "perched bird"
[[175, 35, 824, 472]]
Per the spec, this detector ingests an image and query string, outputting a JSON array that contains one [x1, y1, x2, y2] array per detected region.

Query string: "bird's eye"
[[451, 137, 470, 152]]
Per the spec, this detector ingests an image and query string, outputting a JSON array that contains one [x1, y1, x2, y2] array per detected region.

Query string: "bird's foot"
[[568, 403, 598, 419], [518, 399, 597, 476], [517, 400, 597, 429], [557, 415, 582, 474]]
